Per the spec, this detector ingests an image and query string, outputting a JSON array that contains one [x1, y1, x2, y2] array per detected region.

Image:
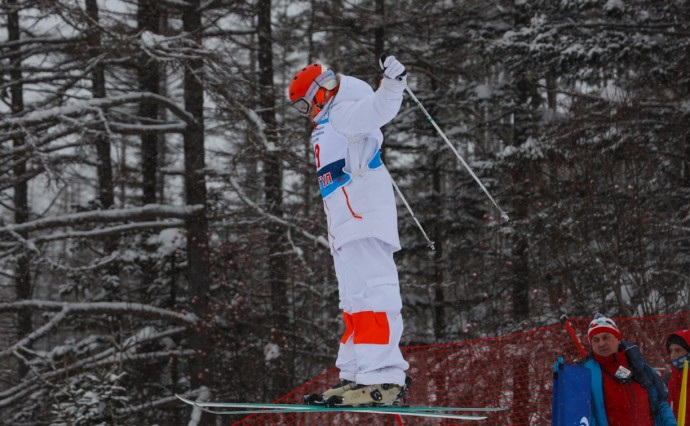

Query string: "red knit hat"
[[666, 330, 690, 353], [588, 316, 622, 342]]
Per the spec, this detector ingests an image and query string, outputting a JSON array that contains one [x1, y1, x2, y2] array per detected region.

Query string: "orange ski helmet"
[[289, 64, 338, 116]]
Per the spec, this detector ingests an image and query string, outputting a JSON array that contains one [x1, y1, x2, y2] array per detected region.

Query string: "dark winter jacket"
[[583, 341, 677, 426]]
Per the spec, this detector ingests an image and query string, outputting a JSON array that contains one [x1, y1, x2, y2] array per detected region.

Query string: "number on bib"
[[314, 144, 321, 168]]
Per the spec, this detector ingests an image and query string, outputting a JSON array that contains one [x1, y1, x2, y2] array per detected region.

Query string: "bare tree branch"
[[0, 300, 198, 326], [0, 204, 203, 236], [0, 92, 197, 130]]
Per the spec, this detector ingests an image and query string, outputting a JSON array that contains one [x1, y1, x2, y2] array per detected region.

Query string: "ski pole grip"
[[379, 53, 389, 69], [379, 52, 407, 80]]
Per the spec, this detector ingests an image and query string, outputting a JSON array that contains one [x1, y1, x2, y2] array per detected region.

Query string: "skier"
[[582, 315, 676, 426], [288, 56, 409, 407], [665, 329, 690, 424]]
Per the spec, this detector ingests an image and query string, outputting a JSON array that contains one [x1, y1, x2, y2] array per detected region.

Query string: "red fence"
[[233, 312, 690, 425]]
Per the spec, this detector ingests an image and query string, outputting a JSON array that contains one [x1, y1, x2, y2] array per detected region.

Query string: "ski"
[[176, 394, 504, 421]]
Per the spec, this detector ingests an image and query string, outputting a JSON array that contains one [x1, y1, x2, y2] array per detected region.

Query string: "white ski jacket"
[[311, 74, 406, 253]]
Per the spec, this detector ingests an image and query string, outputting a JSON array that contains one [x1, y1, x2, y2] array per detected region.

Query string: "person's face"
[[669, 343, 689, 359], [591, 332, 620, 357], [306, 102, 320, 121]]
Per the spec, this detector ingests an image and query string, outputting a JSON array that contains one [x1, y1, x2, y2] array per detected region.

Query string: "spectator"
[[666, 330, 690, 423], [582, 315, 676, 426]]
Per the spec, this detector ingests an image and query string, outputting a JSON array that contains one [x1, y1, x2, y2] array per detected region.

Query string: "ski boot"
[[303, 379, 357, 405], [325, 377, 411, 407]]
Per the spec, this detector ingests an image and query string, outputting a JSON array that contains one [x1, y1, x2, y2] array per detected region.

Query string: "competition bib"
[[312, 114, 350, 199], [311, 113, 383, 199]]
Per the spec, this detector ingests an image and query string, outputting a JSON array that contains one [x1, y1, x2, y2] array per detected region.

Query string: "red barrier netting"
[[232, 311, 690, 425]]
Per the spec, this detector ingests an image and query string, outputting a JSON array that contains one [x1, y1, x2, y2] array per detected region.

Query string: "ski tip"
[[175, 394, 197, 406]]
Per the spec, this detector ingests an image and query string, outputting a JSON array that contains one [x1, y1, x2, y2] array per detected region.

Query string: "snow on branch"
[[0, 204, 202, 236], [237, 104, 273, 151], [108, 121, 188, 134], [0, 349, 197, 409], [0, 300, 198, 325], [0, 308, 70, 359], [0, 92, 197, 129], [115, 391, 196, 417], [26, 219, 186, 244], [0, 35, 85, 51], [0, 300, 197, 360], [0, 327, 188, 402]]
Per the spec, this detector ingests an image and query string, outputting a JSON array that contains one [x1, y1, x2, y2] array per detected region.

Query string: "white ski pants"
[[332, 237, 409, 386]]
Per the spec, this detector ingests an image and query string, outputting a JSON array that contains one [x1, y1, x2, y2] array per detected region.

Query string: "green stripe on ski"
[[175, 394, 505, 415], [176, 396, 487, 420], [204, 408, 486, 421]]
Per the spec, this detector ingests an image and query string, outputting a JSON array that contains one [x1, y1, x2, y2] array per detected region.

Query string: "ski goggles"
[[291, 70, 337, 115]]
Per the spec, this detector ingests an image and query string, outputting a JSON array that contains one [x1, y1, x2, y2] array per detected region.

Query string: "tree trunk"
[[182, 2, 212, 418], [545, 71, 557, 111], [85, 0, 119, 298], [137, 0, 162, 302], [510, 75, 538, 322], [85, 0, 113, 210], [138, 0, 161, 206], [257, 0, 293, 397], [7, 0, 31, 379]]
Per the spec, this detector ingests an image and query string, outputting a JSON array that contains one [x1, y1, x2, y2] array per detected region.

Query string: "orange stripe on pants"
[[352, 311, 390, 345], [341, 312, 354, 344]]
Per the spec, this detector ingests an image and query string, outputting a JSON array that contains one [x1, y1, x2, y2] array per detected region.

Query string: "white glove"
[[379, 54, 407, 81]]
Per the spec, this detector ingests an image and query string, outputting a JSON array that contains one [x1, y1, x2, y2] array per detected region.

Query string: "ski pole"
[[559, 315, 587, 359], [378, 55, 435, 251], [389, 171, 435, 251], [403, 86, 510, 222]]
